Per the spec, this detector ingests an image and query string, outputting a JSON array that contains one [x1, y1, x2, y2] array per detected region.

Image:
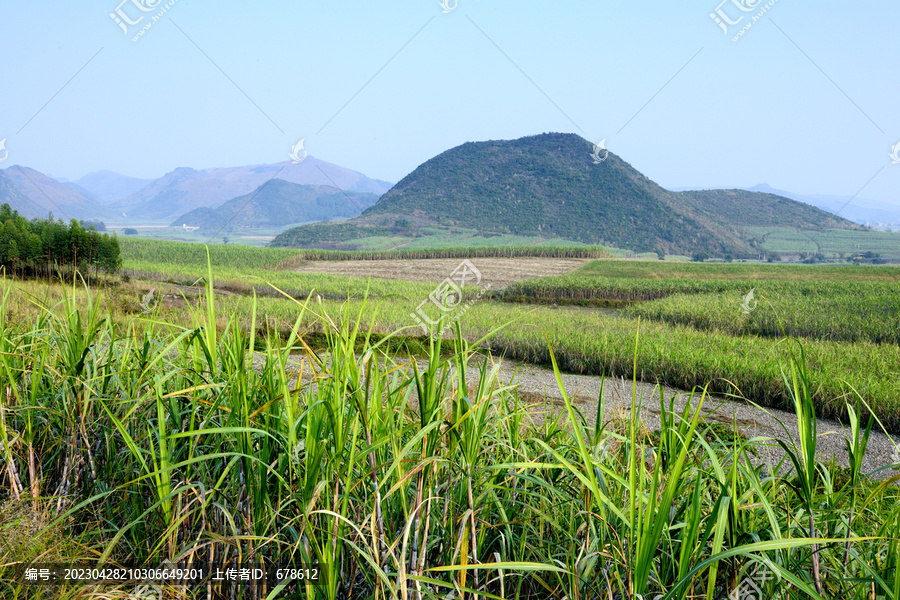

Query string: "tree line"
[[0, 203, 121, 276]]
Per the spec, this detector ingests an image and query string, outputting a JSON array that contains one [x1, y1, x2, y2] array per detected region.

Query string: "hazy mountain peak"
[[1, 165, 105, 220], [75, 170, 155, 204]]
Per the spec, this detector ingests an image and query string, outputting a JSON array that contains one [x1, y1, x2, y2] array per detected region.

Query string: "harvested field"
[[287, 257, 589, 288]]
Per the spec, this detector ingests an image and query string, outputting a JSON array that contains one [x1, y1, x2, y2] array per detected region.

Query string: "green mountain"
[[171, 179, 380, 232], [271, 133, 863, 255]]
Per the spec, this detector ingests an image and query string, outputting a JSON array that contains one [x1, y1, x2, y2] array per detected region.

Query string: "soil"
[[286, 258, 589, 289]]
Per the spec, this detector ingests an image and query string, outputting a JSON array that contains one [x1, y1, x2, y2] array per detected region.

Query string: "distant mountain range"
[[0, 166, 107, 220], [272, 133, 863, 257], [0, 158, 393, 229], [108, 158, 391, 221], [743, 184, 900, 228], [2, 140, 895, 255], [171, 179, 380, 232], [75, 170, 154, 203]]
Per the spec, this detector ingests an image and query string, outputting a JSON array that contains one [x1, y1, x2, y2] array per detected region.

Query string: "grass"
[[73, 280, 898, 437], [120, 237, 610, 263], [318, 297, 900, 433], [504, 260, 900, 344], [623, 290, 900, 344], [269, 223, 593, 252], [73, 244, 900, 433], [0, 268, 899, 599], [754, 227, 900, 260]]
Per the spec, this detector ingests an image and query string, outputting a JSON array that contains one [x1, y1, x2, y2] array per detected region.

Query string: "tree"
[[0, 203, 121, 276]]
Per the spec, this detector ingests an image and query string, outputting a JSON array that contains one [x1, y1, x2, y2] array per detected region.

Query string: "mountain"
[[115, 157, 392, 221], [0, 166, 107, 220], [271, 133, 862, 255], [0, 171, 45, 218], [745, 184, 900, 228], [675, 188, 858, 231], [75, 170, 154, 203], [170, 179, 380, 232]]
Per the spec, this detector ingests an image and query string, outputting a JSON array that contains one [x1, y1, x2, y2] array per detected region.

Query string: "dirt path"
[[132, 278, 900, 477], [476, 357, 900, 477], [286, 257, 589, 289], [273, 349, 899, 478]]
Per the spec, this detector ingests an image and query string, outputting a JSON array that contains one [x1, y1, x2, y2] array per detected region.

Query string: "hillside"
[[75, 170, 154, 203], [272, 133, 861, 255], [0, 165, 108, 221], [114, 157, 392, 221], [745, 184, 900, 228], [676, 188, 865, 230], [0, 170, 44, 218], [171, 179, 379, 232]]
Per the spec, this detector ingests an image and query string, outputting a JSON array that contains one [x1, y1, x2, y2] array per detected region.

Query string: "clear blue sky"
[[1, 1, 897, 207]]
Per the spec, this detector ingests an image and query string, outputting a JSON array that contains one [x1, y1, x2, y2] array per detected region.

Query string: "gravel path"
[[474, 357, 900, 479], [263, 348, 900, 478], [249, 346, 900, 480]]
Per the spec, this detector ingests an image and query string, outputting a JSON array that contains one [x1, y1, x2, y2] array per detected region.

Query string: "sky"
[[1, 1, 898, 208]]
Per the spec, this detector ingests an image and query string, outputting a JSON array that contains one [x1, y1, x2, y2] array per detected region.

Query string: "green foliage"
[[0, 203, 121, 275], [360, 132, 723, 254], [274, 133, 862, 257], [678, 189, 861, 231], [79, 219, 107, 232], [115, 244, 900, 432], [270, 222, 398, 247], [626, 287, 900, 344], [757, 228, 900, 261], [119, 237, 298, 269], [505, 259, 900, 303], [0, 276, 898, 599], [124, 236, 609, 265]]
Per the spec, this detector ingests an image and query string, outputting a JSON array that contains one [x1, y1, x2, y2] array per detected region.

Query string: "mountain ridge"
[[272, 133, 862, 255], [1, 158, 392, 225], [171, 179, 380, 232], [113, 158, 392, 221], [0, 166, 106, 220]]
